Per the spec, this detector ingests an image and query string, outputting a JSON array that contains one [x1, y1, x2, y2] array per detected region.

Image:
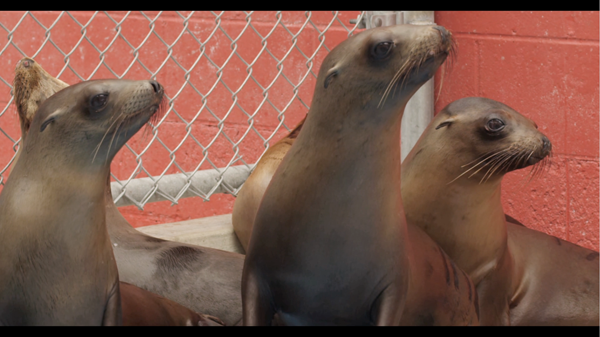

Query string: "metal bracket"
[[350, 11, 404, 29]]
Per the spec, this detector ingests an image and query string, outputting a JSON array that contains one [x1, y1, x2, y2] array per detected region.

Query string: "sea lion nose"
[[432, 26, 450, 43], [542, 136, 552, 152], [149, 80, 162, 94], [22, 59, 34, 68]]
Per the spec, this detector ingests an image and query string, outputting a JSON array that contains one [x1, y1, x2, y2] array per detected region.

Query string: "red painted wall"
[[0, 11, 597, 251], [434, 11, 599, 251]]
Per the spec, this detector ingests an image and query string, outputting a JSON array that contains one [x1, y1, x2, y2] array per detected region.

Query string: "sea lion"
[[232, 116, 305, 253], [401, 97, 599, 325], [120, 282, 224, 326], [12, 57, 244, 326], [0, 78, 166, 325], [242, 24, 479, 326], [9, 64, 228, 326]]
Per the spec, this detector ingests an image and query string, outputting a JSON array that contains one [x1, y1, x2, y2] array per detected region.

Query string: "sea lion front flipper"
[[102, 281, 123, 326], [372, 285, 404, 326]]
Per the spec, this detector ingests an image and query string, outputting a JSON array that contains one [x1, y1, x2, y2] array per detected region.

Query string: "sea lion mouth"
[[117, 93, 165, 132], [378, 26, 454, 108], [118, 80, 165, 126]]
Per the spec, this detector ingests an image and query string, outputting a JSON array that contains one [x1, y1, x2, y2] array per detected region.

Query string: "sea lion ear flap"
[[324, 67, 339, 89], [435, 118, 455, 130], [40, 108, 63, 132]]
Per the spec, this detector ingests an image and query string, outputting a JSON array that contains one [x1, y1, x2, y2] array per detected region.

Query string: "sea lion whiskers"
[[98, 94, 164, 163], [378, 58, 412, 108], [92, 111, 125, 164], [447, 145, 516, 185], [476, 149, 516, 183], [379, 40, 431, 108], [496, 144, 531, 174], [435, 62, 446, 105], [525, 147, 552, 183], [142, 97, 168, 139], [479, 150, 519, 184], [105, 111, 128, 162], [380, 30, 454, 108], [481, 146, 528, 184], [392, 58, 419, 101], [460, 151, 498, 168], [392, 58, 417, 100], [435, 42, 458, 105]]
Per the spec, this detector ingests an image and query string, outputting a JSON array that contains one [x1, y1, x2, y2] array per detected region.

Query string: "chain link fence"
[[0, 11, 364, 210]]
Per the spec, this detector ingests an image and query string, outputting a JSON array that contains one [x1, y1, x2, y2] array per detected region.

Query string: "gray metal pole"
[[400, 11, 435, 162], [110, 164, 254, 208]]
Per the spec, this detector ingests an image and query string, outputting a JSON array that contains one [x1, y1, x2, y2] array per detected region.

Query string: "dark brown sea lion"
[[120, 282, 224, 326], [242, 24, 480, 326], [232, 117, 306, 253], [12, 57, 244, 326], [0, 78, 165, 325], [401, 97, 599, 325]]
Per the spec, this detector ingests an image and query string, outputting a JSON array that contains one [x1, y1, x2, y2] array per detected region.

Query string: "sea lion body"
[[243, 24, 479, 326], [401, 97, 599, 325], [108, 206, 244, 326], [506, 223, 599, 325], [12, 57, 243, 326], [232, 117, 305, 253], [0, 78, 165, 325]]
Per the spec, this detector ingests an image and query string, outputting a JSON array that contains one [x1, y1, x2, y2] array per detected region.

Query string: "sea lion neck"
[[17, 129, 112, 180], [401, 122, 510, 284], [272, 105, 407, 243]]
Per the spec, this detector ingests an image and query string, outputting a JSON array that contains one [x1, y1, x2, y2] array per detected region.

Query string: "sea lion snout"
[[119, 80, 164, 117], [526, 135, 552, 166], [432, 26, 451, 43], [20, 58, 34, 68], [149, 80, 162, 94], [541, 136, 551, 153]]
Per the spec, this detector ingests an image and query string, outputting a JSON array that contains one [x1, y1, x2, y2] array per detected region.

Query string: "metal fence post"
[[400, 11, 435, 162]]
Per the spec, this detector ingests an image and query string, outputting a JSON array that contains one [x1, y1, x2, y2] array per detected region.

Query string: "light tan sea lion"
[[232, 117, 305, 253], [401, 97, 599, 325], [242, 24, 480, 326], [0, 78, 164, 325], [12, 57, 244, 326]]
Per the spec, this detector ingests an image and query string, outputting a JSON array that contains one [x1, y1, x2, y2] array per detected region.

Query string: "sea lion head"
[[430, 97, 552, 184], [13, 57, 69, 139], [311, 24, 454, 127], [24, 79, 164, 169]]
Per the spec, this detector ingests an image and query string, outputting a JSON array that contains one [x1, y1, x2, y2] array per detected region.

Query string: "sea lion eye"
[[372, 41, 394, 59], [485, 118, 505, 133], [90, 94, 108, 110]]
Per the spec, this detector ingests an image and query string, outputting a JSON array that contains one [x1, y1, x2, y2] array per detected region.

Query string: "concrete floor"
[[137, 213, 245, 254]]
